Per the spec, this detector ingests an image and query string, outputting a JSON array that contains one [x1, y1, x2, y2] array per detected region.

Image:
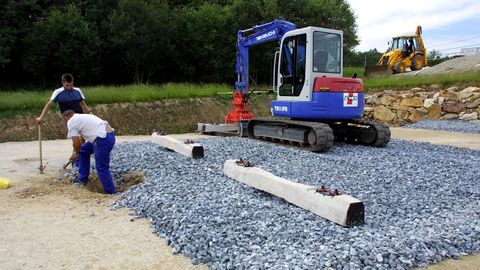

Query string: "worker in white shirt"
[[62, 110, 116, 194]]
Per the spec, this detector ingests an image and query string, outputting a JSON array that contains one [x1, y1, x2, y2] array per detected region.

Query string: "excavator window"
[[313, 31, 341, 73], [279, 34, 306, 97]]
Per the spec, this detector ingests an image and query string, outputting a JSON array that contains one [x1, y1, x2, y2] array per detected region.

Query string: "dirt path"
[[0, 132, 479, 269], [0, 135, 210, 270], [390, 127, 480, 150]]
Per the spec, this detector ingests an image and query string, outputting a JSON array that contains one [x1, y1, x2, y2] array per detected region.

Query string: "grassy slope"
[[364, 70, 480, 89], [2, 69, 480, 117], [0, 83, 231, 116]]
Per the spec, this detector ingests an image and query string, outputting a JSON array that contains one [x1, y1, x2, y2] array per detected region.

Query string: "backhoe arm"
[[235, 20, 296, 95]]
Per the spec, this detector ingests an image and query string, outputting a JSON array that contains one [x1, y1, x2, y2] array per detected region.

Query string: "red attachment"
[[312, 77, 364, 93], [235, 158, 254, 167], [315, 185, 342, 197], [224, 92, 255, 124]]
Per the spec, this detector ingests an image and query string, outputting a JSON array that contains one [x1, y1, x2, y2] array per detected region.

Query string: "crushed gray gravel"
[[111, 138, 480, 269], [405, 119, 480, 134]]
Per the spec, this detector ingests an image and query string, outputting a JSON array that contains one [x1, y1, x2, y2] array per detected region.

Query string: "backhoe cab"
[[365, 26, 427, 77]]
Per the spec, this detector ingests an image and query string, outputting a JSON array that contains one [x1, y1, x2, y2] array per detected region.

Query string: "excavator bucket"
[[364, 65, 394, 77]]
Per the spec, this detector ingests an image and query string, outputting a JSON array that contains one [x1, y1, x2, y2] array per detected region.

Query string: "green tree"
[[428, 49, 442, 60], [278, 0, 359, 52], [171, 2, 236, 82], [109, 0, 172, 83], [344, 49, 383, 67], [0, 0, 46, 85], [22, 4, 101, 83]]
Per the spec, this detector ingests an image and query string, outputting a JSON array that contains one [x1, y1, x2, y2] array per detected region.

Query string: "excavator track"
[[328, 119, 391, 147], [246, 118, 334, 152]]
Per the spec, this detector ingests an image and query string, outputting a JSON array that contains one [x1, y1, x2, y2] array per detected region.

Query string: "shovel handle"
[[63, 160, 72, 170], [38, 125, 45, 174]]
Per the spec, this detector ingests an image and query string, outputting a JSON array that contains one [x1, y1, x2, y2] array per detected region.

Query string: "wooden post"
[[38, 125, 45, 174]]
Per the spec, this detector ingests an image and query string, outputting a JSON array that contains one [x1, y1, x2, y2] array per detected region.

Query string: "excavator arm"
[[225, 20, 297, 124], [235, 20, 296, 94]]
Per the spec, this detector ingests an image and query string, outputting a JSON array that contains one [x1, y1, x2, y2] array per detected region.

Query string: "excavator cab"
[[271, 27, 364, 120]]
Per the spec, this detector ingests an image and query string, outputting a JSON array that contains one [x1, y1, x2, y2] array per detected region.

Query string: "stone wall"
[[364, 85, 480, 126]]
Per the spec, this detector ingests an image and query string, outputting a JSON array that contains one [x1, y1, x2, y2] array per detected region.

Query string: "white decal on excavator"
[[343, 93, 358, 107], [274, 106, 288, 112], [256, 30, 276, 41]]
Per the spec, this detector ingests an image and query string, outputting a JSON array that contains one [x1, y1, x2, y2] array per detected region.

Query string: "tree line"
[[1, 0, 362, 89]]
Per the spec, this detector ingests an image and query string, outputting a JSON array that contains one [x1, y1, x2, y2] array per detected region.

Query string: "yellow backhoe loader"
[[365, 26, 427, 77]]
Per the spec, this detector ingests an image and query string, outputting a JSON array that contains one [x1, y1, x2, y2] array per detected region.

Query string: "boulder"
[[438, 96, 445, 105], [392, 103, 409, 110], [457, 92, 475, 101], [423, 98, 435, 108], [432, 92, 440, 101], [416, 92, 429, 99], [466, 101, 480, 109], [383, 90, 395, 95], [446, 95, 458, 102], [408, 111, 425, 122], [400, 93, 414, 98], [364, 106, 375, 112], [440, 113, 459, 120], [441, 90, 457, 98], [426, 104, 442, 119], [380, 96, 397, 106], [374, 106, 396, 122], [396, 110, 409, 120], [442, 102, 465, 113], [427, 84, 442, 91], [400, 97, 424, 108], [446, 86, 459, 92], [459, 112, 478, 121], [410, 87, 424, 92], [366, 96, 381, 106], [460, 86, 480, 93], [417, 107, 428, 113], [465, 94, 480, 103]]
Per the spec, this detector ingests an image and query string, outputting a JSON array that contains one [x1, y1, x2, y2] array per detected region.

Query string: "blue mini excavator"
[[198, 20, 390, 152]]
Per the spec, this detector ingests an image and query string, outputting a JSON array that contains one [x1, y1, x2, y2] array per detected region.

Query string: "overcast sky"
[[346, 0, 480, 55]]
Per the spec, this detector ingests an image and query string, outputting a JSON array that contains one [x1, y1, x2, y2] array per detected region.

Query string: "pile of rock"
[[364, 85, 480, 125]]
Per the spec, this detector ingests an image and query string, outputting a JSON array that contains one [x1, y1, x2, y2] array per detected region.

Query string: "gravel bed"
[[404, 119, 480, 134], [111, 138, 480, 269]]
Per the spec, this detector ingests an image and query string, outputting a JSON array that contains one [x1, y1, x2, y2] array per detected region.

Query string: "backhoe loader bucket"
[[364, 65, 393, 77]]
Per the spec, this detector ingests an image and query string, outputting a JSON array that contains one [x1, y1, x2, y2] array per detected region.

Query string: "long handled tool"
[[38, 124, 46, 174]]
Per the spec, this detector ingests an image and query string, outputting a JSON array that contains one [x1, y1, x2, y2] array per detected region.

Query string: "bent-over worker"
[[62, 110, 116, 194]]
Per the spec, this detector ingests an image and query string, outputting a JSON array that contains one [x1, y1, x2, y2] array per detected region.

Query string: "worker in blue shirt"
[[36, 73, 92, 169], [36, 73, 92, 124]]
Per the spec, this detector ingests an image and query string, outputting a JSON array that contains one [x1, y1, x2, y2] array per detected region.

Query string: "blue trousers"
[[78, 132, 116, 194]]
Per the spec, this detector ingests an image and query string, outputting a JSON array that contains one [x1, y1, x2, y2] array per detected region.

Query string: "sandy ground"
[[0, 131, 479, 269], [0, 134, 210, 270], [390, 127, 480, 150]]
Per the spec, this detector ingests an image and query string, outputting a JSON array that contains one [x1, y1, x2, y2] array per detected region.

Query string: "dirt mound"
[[406, 55, 480, 76], [0, 95, 273, 142], [86, 171, 145, 194]]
